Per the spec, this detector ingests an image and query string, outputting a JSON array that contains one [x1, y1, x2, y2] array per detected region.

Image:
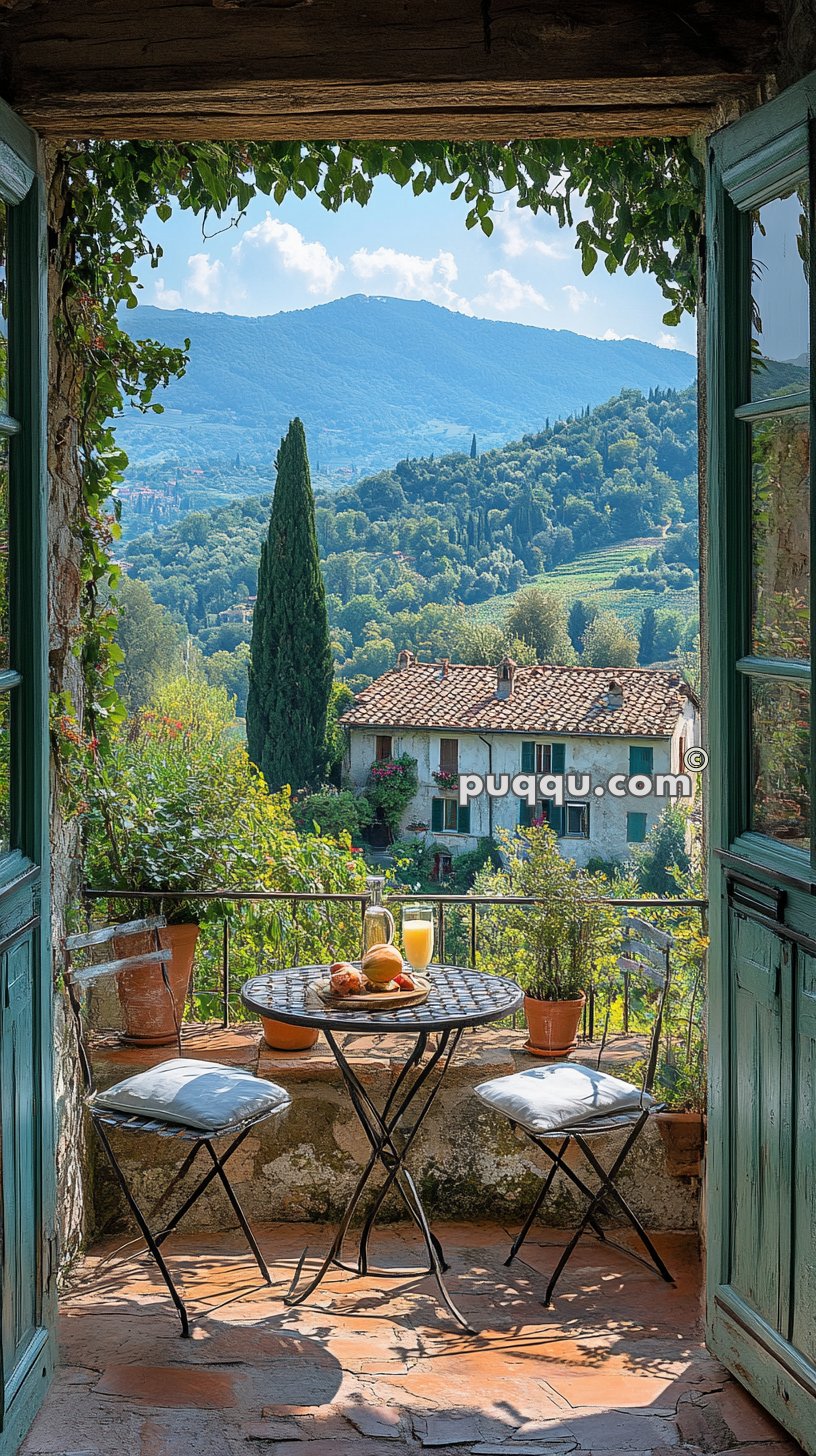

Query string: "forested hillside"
[[125, 383, 698, 690], [117, 297, 696, 489]]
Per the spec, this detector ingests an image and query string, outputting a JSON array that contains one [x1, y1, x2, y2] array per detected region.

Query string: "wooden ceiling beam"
[[0, 0, 778, 139]]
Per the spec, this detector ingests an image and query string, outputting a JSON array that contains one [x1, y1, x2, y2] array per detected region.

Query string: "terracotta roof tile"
[[339, 661, 692, 739]]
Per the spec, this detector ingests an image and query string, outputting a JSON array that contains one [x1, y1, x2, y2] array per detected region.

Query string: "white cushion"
[[474, 1062, 651, 1135], [95, 1058, 290, 1132]]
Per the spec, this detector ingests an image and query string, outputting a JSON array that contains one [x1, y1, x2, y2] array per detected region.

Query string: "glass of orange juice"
[[401, 903, 435, 973]]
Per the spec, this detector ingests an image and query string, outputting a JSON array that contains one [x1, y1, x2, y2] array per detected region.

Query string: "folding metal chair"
[[64, 915, 291, 1336], [475, 915, 673, 1305]]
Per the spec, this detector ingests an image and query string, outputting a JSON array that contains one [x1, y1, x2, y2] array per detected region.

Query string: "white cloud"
[[656, 330, 679, 350], [495, 207, 567, 261], [563, 284, 590, 314], [472, 268, 549, 317], [154, 279, 183, 309], [600, 327, 622, 340], [152, 252, 243, 312], [186, 253, 224, 305], [234, 214, 343, 295], [349, 246, 472, 311]]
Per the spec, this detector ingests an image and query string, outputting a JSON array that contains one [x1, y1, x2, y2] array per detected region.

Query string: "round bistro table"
[[241, 964, 523, 1331]]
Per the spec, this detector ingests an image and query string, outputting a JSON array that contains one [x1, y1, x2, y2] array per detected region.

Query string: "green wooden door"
[[707, 70, 816, 1452], [0, 103, 55, 1456]]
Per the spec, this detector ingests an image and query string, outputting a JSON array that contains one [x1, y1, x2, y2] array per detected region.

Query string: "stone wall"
[[46, 145, 93, 1273], [90, 1027, 701, 1239]]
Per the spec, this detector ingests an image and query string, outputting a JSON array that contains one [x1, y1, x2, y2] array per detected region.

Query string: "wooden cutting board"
[[312, 974, 431, 1011]]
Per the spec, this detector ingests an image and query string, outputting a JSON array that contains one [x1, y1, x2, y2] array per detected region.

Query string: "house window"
[[521, 741, 566, 774], [564, 802, 590, 838], [439, 737, 459, 774], [519, 800, 565, 835], [629, 744, 654, 776], [627, 811, 648, 844], [375, 734, 392, 762], [431, 797, 471, 834]]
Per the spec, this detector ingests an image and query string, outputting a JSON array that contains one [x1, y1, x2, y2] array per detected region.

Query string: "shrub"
[[292, 788, 371, 840], [365, 754, 418, 838]]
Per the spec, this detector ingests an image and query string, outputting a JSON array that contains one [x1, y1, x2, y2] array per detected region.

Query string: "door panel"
[[792, 950, 816, 1364], [707, 67, 816, 1453], [0, 100, 53, 1456], [729, 913, 786, 1333], [1, 930, 38, 1385]]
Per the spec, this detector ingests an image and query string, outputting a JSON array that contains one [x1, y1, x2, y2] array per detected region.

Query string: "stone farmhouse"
[[341, 650, 701, 867]]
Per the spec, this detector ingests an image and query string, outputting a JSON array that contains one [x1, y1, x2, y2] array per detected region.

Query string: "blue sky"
[[136, 178, 697, 354]]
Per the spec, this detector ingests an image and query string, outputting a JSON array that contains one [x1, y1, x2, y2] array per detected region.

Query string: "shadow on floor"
[[23, 1222, 802, 1456]]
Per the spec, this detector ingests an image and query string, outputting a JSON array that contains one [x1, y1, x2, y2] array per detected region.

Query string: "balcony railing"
[[82, 886, 708, 1041]]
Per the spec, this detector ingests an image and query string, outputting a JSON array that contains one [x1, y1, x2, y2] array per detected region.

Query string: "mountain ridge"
[[117, 294, 696, 479]]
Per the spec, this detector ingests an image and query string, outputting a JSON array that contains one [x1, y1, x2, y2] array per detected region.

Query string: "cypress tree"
[[470, 432, 477, 458], [638, 604, 658, 665], [247, 418, 333, 793]]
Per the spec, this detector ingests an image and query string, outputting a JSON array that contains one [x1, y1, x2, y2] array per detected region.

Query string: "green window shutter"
[[431, 798, 443, 832], [551, 743, 565, 774], [519, 801, 533, 827], [457, 803, 471, 834], [550, 804, 565, 836], [521, 740, 535, 772], [627, 811, 648, 844], [629, 745, 654, 775]]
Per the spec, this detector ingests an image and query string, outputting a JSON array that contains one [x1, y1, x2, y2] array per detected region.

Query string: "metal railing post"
[[222, 916, 230, 1029]]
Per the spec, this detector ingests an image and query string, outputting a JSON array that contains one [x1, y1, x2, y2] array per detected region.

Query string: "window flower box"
[[432, 769, 459, 792]]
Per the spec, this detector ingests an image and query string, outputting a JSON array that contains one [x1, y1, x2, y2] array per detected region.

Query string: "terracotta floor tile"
[[705, 1382, 793, 1443], [413, 1411, 483, 1445], [21, 1223, 806, 1456], [344, 1401, 406, 1439], [544, 1367, 692, 1409], [96, 1365, 239, 1409]]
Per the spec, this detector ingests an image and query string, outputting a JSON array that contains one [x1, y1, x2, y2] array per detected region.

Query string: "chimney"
[[606, 678, 624, 710], [396, 649, 415, 673], [495, 656, 517, 700], [438, 658, 449, 680]]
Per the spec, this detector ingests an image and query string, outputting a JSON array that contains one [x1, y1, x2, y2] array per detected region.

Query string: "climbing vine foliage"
[[54, 137, 702, 781]]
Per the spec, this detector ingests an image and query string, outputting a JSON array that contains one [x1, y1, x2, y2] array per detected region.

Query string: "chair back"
[[618, 914, 673, 1099], [64, 915, 175, 1092]]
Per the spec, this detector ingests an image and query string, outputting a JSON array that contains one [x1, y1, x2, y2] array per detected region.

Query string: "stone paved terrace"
[[23, 1224, 802, 1456]]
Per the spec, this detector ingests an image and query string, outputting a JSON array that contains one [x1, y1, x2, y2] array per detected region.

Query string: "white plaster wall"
[[346, 703, 700, 867]]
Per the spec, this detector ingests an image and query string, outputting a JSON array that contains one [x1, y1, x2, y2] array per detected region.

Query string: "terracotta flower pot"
[[523, 992, 586, 1059], [115, 922, 199, 1047], [656, 1110, 706, 1178], [259, 1016, 319, 1052]]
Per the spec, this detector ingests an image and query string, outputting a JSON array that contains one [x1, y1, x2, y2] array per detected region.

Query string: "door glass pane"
[[0, 691, 9, 855], [751, 677, 810, 849], [752, 414, 810, 659], [751, 186, 809, 401]]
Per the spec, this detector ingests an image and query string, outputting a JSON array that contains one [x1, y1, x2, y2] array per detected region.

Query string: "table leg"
[[284, 1026, 473, 1331]]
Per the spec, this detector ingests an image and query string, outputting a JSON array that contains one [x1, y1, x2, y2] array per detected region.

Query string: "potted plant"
[[653, 963, 707, 1177], [84, 684, 258, 1045], [475, 825, 618, 1058]]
